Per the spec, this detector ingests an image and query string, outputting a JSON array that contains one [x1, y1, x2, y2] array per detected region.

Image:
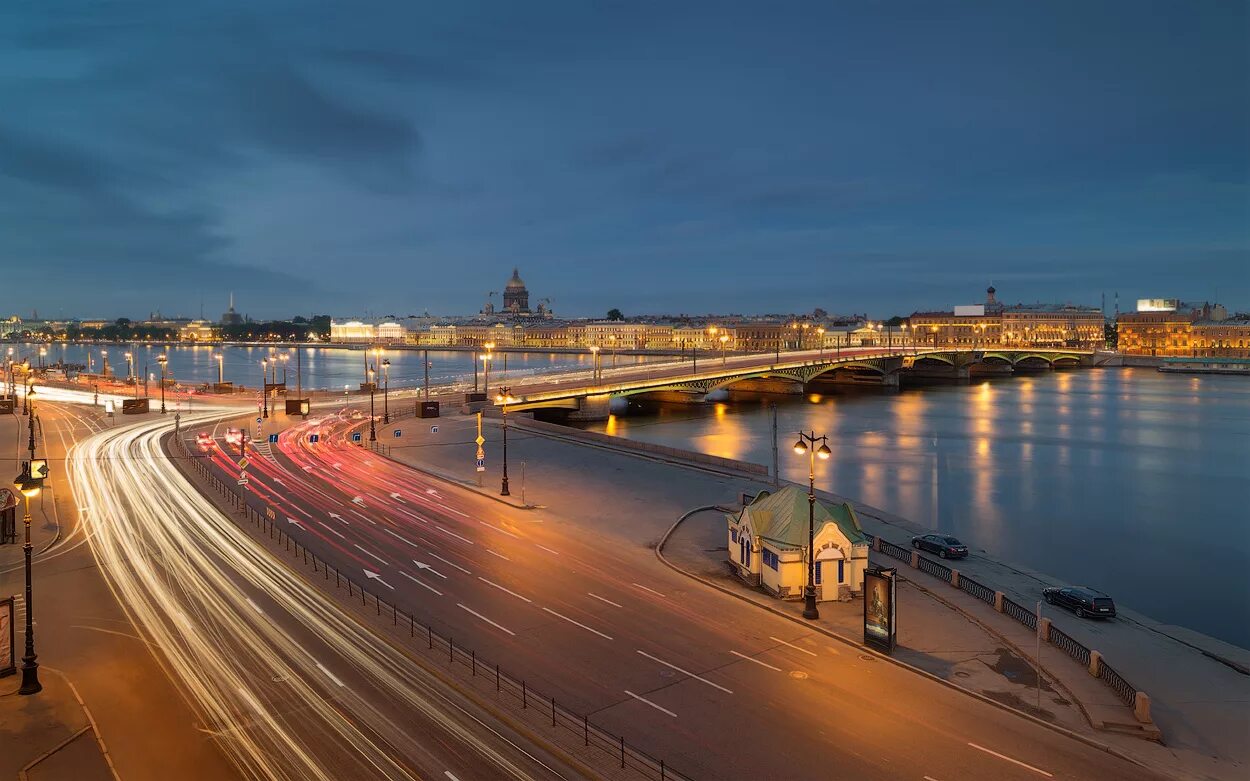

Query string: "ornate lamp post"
[[381, 357, 391, 424], [482, 342, 495, 396], [496, 386, 517, 496], [589, 345, 600, 382], [14, 471, 42, 694], [792, 430, 832, 620], [719, 333, 729, 366], [260, 358, 269, 419], [157, 353, 168, 414], [215, 352, 224, 384], [817, 327, 826, 360], [367, 366, 377, 442]]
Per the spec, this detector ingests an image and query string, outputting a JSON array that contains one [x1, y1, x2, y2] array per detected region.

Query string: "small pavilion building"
[[727, 486, 870, 602]]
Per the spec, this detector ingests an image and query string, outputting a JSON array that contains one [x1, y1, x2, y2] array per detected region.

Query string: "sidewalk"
[[0, 668, 116, 781]]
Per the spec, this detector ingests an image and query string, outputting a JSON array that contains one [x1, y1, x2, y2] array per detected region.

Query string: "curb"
[[18, 666, 122, 781], [654, 505, 1162, 778]]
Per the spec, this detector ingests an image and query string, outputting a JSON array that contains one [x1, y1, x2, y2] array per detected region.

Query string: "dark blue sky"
[[2, 1, 1246, 320]]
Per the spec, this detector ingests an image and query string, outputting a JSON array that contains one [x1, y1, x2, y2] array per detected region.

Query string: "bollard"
[[428, 626, 432, 649], [994, 591, 1005, 612], [449, 637, 454, 663], [1134, 691, 1153, 724], [1089, 649, 1102, 677], [409, 614, 414, 636], [522, 681, 527, 709], [471, 650, 476, 676], [496, 664, 500, 692], [392, 604, 396, 625], [551, 697, 556, 727]]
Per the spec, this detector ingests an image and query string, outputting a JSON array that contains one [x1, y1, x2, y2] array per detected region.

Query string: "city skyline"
[[2, 2, 1246, 318]]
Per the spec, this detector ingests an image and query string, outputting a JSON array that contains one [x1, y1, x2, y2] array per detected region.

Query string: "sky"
[[1, 1, 1246, 320]]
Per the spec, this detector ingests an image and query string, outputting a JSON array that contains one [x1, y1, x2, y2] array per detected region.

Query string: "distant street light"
[[482, 344, 494, 397], [381, 357, 391, 424], [719, 333, 729, 366], [157, 354, 168, 414], [817, 327, 826, 360], [589, 345, 600, 382], [496, 386, 517, 496], [368, 366, 377, 442], [793, 430, 831, 621], [260, 358, 269, 419]]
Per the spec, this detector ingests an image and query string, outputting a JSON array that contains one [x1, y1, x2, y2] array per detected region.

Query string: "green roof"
[[731, 485, 867, 550]]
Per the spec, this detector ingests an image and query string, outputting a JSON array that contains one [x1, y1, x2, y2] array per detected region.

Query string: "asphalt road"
[[182, 402, 1164, 781]]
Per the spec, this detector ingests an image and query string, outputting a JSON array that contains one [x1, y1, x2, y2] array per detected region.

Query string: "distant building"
[[329, 319, 408, 344], [1118, 301, 1248, 357], [221, 293, 244, 326], [179, 320, 219, 342], [503, 268, 530, 314], [726, 486, 870, 602], [910, 286, 1102, 349]]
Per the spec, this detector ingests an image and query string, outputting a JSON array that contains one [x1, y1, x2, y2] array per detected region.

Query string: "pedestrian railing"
[[916, 555, 952, 582], [1001, 597, 1037, 631], [876, 538, 912, 564], [1047, 625, 1091, 668], [172, 436, 690, 781], [1097, 660, 1136, 706], [957, 574, 995, 606]]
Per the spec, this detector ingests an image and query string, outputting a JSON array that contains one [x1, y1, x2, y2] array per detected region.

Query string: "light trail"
[[66, 401, 555, 781]]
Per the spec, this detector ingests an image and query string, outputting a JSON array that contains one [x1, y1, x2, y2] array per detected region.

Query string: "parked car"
[[910, 534, 968, 559], [1043, 586, 1116, 619]]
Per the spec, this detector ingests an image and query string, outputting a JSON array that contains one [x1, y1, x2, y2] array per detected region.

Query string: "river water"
[[585, 369, 1250, 649], [7, 343, 654, 391]]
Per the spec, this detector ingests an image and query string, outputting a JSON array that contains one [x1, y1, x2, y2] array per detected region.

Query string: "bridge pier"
[[567, 393, 613, 422], [969, 362, 1014, 378]]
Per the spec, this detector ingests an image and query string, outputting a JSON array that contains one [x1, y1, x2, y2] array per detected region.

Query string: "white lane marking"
[[458, 603, 515, 636], [426, 551, 471, 575], [623, 690, 676, 718], [399, 570, 444, 596], [384, 528, 421, 549], [542, 607, 613, 640], [478, 577, 531, 602], [480, 521, 519, 538], [245, 598, 265, 614], [535, 544, 560, 555], [316, 662, 346, 688], [433, 525, 475, 545], [924, 776, 941, 781], [966, 743, 1054, 778], [636, 650, 733, 694], [730, 650, 782, 671], [349, 510, 377, 525], [445, 773, 461, 781], [318, 521, 347, 540], [411, 560, 448, 579], [631, 583, 666, 597], [485, 548, 511, 561], [396, 506, 428, 523], [587, 592, 623, 608], [769, 635, 818, 657], [354, 544, 391, 566]]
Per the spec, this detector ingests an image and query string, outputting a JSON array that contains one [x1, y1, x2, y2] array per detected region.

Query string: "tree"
[[606, 308, 625, 321]]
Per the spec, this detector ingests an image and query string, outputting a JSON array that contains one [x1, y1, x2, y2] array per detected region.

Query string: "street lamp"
[[381, 358, 391, 424], [792, 431, 832, 620], [157, 353, 168, 414], [215, 352, 224, 384], [124, 351, 134, 382], [719, 333, 729, 366], [589, 345, 600, 382], [101, 349, 109, 379], [930, 325, 939, 350], [817, 327, 825, 360], [481, 346, 493, 397], [496, 386, 517, 496], [368, 366, 377, 442], [14, 470, 42, 695], [260, 358, 269, 418]]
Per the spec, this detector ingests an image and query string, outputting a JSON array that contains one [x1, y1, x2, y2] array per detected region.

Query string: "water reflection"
[[598, 370, 1250, 648]]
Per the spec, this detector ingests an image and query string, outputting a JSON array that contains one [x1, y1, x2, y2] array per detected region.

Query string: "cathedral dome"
[[506, 268, 526, 289]]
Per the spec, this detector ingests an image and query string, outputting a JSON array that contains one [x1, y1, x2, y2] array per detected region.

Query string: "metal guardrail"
[[957, 575, 995, 606], [1098, 661, 1136, 705], [1001, 597, 1037, 631], [916, 555, 952, 582], [174, 437, 690, 781], [1047, 625, 1091, 668]]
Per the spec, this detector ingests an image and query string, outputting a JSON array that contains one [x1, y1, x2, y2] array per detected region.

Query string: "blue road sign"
[[393, 429, 402, 438], [309, 434, 320, 443], [268, 433, 279, 443], [475, 458, 484, 467], [352, 432, 362, 442], [430, 425, 439, 433], [255, 417, 262, 424]]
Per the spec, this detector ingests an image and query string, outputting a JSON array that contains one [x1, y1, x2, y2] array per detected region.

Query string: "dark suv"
[[910, 534, 968, 559], [1043, 586, 1116, 619]]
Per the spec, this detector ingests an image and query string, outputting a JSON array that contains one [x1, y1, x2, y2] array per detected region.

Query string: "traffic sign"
[[29, 459, 49, 480], [237, 457, 250, 471], [239, 470, 247, 481], [430, 425, 439, 433], [309, 434, 320, 443], [255, 417, 262, 424], [268, 433, 279, 443], [237, 478, 249, 486], [475, 435, 485, 447], [351, 432, 362, 443], [475, 458, 485, 472], [266, 507, 276, 520], [475, 447, 485, 460], [393, 429, 402, 438]]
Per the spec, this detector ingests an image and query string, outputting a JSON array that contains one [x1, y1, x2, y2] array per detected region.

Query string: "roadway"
[[181, 401, 1163, 781], [47, 387, 577, 781]]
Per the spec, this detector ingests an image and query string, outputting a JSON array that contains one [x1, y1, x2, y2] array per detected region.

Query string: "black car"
[[910, 534, 968, 559], [1043, 586, 1117, 619]]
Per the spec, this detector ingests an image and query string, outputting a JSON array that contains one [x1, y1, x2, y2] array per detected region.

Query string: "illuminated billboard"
[[863, 567, 897, 653], [1136, 298, 1178, 313]]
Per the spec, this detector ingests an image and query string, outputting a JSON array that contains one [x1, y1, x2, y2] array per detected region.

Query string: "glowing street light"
[[260, 358, 269, 419], [481, 344, 494, 397], [157, 353, 168, 414], [495, 386, 518, 496], [792, 430, 832, 620], [589, 345, 601, 382], [719, 333, 729, 366], [13, 469, 42, 695]]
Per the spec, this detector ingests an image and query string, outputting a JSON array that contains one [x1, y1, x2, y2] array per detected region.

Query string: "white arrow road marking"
[[389, 492, 406, 503], [542, 607, 613, 640], [399, 570, 443, 596], [412, 560, 448, 579], [354, 545, 391, 566], [426, 552, 471, 574], [351, 496, 366, 506], [730, 650, 782, 671], [302, 465, 313, 472], [287, 518, 303, 529], [332, 463, 342, 470], [363, 570, 394, 590], [637, 650, 732, 694], [328, 513, 349, 524], [479, 577, 531, 603], [457, 603, 514, 635], [623, 690, 676, 718]]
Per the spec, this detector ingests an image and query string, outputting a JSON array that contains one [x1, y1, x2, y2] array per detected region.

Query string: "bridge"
[[502, 346, 1098, 420]]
